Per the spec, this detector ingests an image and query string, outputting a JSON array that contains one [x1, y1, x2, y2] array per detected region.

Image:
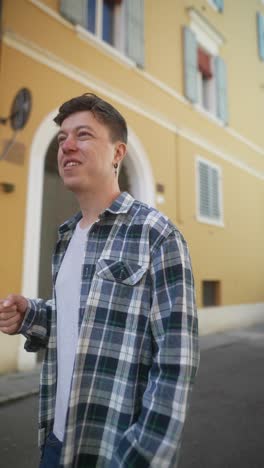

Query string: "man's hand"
[[0, 294, 28, 335]]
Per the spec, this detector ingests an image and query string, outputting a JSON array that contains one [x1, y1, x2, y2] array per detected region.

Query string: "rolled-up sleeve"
[[111, 230, 199, 467], [19, 298, 53, 352]]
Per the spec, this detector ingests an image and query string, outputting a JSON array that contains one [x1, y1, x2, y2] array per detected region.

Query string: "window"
[[183, 11, 228, 124], [197, 47, 216, 113], [202, 281, 221, 306], [207, 0, 224, 12], [257, 12, 264, 61], [86, 0, 122, 48], [196, 157, 223, 225], [60, 0, 144, 66]]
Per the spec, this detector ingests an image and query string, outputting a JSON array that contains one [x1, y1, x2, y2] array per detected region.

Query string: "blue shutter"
[[183, 27, 197, 103], [60, 0, 88, 28], [210, 167, 220, 218], [215, 56, 228, 124], [198, 161, 221, 221], [125, 0, 144, 67], [199, 161, 210, 218], [257, 12, 264, 61], [213, 0, 224, 12]]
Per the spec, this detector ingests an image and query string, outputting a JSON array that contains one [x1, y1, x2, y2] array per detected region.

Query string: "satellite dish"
[[10, 88, 32, 130], [0, 88, 32, 161]]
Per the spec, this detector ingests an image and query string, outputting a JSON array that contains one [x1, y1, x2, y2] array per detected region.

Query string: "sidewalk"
[[0, 366, 40, 405], [1, 322, 264, 405]]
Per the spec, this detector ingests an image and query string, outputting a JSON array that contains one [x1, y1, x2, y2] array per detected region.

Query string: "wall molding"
[[76, 25, 135, 69], [27, 0, 264, 159], [189, 7, 223, 55], [28, 0, 74, 29], [2, 30, 264, 181], [178, 125, 264, 180]]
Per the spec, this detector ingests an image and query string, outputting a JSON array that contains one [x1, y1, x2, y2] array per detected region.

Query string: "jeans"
[[39, 432, 62, 468]]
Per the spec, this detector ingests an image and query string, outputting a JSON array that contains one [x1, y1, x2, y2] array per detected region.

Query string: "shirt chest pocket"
[[96, 258, 147, 286], [87, 259, 150, 332]]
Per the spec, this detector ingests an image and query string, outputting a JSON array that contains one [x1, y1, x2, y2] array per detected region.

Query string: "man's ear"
[[114, 142, 127, 165]]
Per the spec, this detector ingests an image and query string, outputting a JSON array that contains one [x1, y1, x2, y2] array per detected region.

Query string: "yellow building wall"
[[0, 0, 263, 372], [0, 334, 20, 374], [177, 137, 264, 306], [145, 0, 264, 149], [17, 0, 264, 147], [0, 0, 263, 301], [1, 38, 263, 308]]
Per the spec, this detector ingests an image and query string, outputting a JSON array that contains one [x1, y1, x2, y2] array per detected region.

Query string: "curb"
[[0, 388, 39, 406], [0, 367, 40, 406]]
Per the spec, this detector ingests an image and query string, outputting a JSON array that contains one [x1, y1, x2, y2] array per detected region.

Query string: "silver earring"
[[114, 163, 118, 176]]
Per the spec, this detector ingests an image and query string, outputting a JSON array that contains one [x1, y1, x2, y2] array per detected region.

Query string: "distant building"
[[0, 0, 263, 373]]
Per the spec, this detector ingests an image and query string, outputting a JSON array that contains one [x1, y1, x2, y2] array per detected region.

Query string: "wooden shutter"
[[183, 27, 198, 103], [257, 12, 264, 61], [60, 0, 88, 28], [125, 0, 144, 67], [215, 56, 228, 124]]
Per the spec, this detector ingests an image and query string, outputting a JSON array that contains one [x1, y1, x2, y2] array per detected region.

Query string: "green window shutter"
[[211, 167, 220, 218], [199, 162, 210, 218], [215, 56, 228, 124], [257, 12, 264, 61], [125, 0, 144, 67], [198, 161, 221, 220], [183, 27, 197, 103], [60, 0, 88, 28], [213, 0, 224, 12]]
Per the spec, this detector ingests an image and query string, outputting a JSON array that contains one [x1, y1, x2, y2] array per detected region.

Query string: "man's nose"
[[61, 135, 77, 153]]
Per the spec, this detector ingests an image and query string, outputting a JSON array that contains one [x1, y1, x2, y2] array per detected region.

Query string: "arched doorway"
[[38, 136, 79, 300], [119, 161, 131, 194]]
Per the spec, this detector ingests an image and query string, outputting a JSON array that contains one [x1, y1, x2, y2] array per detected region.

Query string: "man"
[[0, 93, 199, 468]]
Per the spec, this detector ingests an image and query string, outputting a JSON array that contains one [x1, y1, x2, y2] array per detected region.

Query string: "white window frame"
[[189, 9, 223, 55], [92, 0, 126, 51], [207, 0, 220, 12], [76, 1, 134, 68], [196, 156, 224, 227], [189, 9, 224, 119], [196, 52, 217, 115]]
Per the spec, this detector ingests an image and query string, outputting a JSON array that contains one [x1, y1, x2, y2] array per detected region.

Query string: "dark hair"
[[54, 93, 127, 144]]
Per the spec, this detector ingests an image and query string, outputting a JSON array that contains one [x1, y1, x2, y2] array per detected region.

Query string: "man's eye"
[[78, 132, 92, 138], [58, 137, 66, 145]]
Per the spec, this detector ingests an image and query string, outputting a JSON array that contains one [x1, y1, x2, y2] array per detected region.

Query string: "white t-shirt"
[[53, 221, 90, 442]]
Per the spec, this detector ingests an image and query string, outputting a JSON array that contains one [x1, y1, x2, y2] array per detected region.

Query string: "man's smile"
[[63, 159, 82, 168]]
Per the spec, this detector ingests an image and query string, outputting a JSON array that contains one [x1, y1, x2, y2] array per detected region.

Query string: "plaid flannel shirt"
[[21, 192, 199, 468]]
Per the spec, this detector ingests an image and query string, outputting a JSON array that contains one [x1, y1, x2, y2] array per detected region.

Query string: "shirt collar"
[[58, 192, 135, 235], [58, 211, 82, 235], [102, 191, 134, 215]]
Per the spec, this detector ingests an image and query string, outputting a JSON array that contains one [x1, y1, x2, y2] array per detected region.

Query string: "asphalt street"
[[0, 324, 264, 468], [0, 394, 39, 468], [179, 325, 264, 468]]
